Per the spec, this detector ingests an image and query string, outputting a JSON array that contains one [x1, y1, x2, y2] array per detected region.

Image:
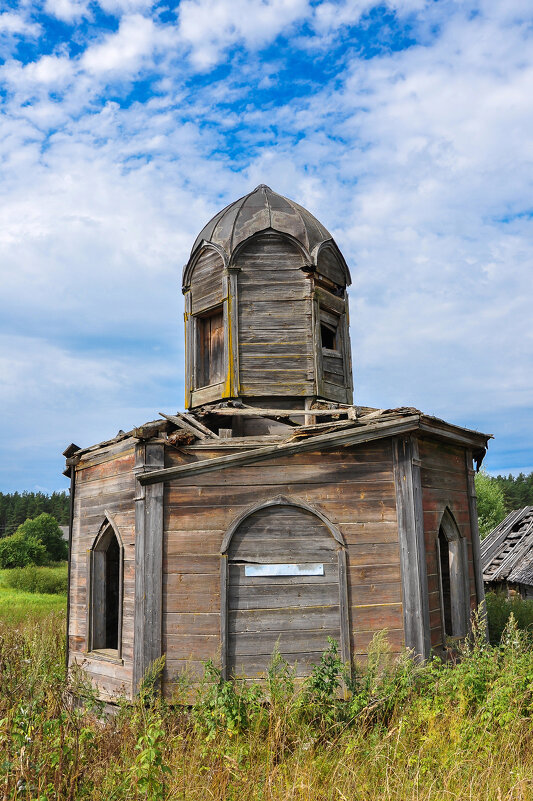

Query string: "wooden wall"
[[189, 248, 224, 315], [69, 438, 136, 700], [161, 439, 403, 694], [235, 234, 315, 398], [418, 438, 476, 649]]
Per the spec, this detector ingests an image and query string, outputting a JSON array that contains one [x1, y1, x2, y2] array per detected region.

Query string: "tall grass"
[[1, 613, 533, 800]]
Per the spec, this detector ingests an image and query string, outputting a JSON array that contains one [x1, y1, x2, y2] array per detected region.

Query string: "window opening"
[[105, 535, 120, 650], [90, 525, 122, 655], [320, 322, 337, 351], [437, 509, 468, 640], [438, 527, 453, 637], [196, 306, 224, 387]]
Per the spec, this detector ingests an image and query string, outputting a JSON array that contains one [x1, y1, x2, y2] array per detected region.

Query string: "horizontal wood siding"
[[190, 249, 224, 315], [228, 505, 340, 677], [236, 234, 315, 398], [418, 437, 474, 649], [69, 438, 136, 699], [162, 439, 403, 692]]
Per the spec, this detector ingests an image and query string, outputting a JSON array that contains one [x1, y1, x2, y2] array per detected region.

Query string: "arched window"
[[88, 515, 124, 656], [437, 508, 469, 641]]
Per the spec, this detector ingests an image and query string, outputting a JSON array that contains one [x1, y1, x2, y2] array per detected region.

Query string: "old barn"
[[65, 185, 490, 701]]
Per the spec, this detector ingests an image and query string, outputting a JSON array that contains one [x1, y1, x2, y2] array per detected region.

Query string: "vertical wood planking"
[[393, 436, 430, 660], [465, 449, 487, 630], [227, 266, 241, 397], [337, 547, 351, 675], [133, 441, 165, 691], [220, 554, 228, 679], [184, 292, 193, 408]]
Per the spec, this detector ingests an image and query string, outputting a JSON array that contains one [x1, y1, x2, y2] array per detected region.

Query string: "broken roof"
[[65, 404, 491, 482], [481, 507, 533, 586]]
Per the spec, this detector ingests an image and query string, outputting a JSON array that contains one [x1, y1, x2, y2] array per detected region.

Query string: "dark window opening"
[[105, 536, 120, 650], [320, 322, 337, 351], [90, 527, 122, 655], [438, 527, 452, 637], [197, 307, 224, 387]]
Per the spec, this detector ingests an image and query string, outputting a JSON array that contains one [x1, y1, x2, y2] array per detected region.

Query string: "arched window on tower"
[[88, 518, 124, 656], [437, 508, 469, 641]]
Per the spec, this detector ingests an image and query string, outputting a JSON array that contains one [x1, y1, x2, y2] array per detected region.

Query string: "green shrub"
[[14, 513, 68, 562], [485, 591, 533, 643], [0, 531, 48, 568], [475, 470, 508, 538], [4, 564, 68, 595]]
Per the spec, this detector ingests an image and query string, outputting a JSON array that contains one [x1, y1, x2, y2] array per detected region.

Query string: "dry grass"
[[1, 614, 533, 800]]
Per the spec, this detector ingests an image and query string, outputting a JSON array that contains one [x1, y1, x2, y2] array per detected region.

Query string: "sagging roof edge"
[[64, 409, 490, 476], [136, 414, 490, 486]]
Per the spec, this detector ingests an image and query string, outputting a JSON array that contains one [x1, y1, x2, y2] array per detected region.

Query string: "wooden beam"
[[159, 412, 217, 441], [138, 416, 421, 485], [465, 449, 488, 637], [203, 406, 352, 418], [392, 435, 430, 661], [133, 441, 165, 693], [418, 420, 490, 450]]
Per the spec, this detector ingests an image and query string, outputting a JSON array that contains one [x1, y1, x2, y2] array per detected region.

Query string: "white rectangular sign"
[[244, 563, 324, 577]]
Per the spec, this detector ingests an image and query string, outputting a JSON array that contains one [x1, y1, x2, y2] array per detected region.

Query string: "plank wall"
[[236, 234, 315, 398], [161, 439, 403, 693], [418, 438, 476, 649], [69, 438, 136, 700], [190, 248, 224, 315]]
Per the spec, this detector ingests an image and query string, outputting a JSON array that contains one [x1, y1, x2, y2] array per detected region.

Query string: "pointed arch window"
[[88, 515, 124, 657], [437, 508, 469, 641]]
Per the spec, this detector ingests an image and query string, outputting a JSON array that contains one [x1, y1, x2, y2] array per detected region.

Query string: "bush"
[[485, 591, 533, 643], [4, 564, 68, 595], [14, 513, 68, 562], [0, 532, 48, 568]]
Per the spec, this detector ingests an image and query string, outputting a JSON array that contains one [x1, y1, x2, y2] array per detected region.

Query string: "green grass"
[[0, 568, 66, 625]]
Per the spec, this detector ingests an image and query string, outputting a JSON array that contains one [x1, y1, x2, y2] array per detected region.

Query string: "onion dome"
[[191, 184, 333, 259]]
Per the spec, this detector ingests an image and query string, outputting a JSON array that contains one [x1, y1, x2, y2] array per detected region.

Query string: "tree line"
[[0, 492, 70, 537]]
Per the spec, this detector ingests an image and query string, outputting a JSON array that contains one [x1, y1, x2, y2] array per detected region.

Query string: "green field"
[[0, 567, 66, 625]]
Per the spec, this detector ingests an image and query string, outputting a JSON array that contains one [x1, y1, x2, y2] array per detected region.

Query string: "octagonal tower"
[[182, 185, 353, 409]]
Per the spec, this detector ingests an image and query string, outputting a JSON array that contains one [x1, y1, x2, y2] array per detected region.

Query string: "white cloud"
[[0, 12, 38, 35], [97, 0, 155, 14], [81, 14, 164, 74], [44, 0, 90, 22], [177, 0, 310, 68], [0, 0, 532, 488]]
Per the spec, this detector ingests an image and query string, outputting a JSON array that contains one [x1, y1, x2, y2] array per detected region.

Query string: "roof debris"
[[481, 507, 533, 586]]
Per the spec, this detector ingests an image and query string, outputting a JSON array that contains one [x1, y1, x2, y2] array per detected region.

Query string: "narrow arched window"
[[89, 520, 123, 656], [437, 509, 469, 641]]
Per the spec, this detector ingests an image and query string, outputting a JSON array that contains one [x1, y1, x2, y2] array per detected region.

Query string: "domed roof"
[[191, 185, 332, 258]]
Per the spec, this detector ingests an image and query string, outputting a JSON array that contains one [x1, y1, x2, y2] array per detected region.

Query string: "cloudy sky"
[[1, 0, 532, 492]]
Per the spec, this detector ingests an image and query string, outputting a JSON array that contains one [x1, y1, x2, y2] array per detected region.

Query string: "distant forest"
[[493, 471, 533, 513], [0, 492, 70, 537]]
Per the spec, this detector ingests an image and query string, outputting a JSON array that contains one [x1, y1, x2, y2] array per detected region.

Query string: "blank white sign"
[[244, 563, 324, 577]]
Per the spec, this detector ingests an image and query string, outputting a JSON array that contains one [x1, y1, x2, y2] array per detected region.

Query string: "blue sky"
[[1, 0, 532, 492]]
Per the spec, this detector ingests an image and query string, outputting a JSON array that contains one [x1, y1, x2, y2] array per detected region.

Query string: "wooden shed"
[[481, 507, 533, 599], [65, 185, 491, 701]]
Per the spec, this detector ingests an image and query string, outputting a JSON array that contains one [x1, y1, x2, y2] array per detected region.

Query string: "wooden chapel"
[[64, 185, 490, 701]]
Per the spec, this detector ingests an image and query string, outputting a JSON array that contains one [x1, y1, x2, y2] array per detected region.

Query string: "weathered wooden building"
[[481, 507, 533, 598], [65, 185, 491, 701]]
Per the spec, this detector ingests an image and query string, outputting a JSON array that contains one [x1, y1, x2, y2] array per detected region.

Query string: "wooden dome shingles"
[[190, 185, 332, 261]]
